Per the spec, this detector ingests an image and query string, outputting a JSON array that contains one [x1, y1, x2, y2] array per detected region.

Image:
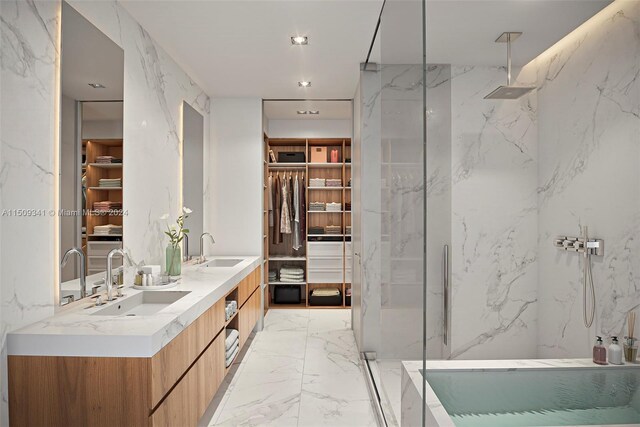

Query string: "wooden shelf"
[[308, 187, 344, 190], [87, 163, 122, 169], [269, 282, 306, 286], [308, 163, 342, 168], [268, 163, 306, 168], [308, 211, 345, 213], [88, 234, 122, 237], [224, 310, 239, 327], [269, 256, 306, 261], [88, 187, 122, 191]]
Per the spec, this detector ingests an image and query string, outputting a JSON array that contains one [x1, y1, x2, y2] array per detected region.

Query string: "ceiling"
[[380, 0, 611, 66], [118, 0, 611, 100], [61, 2, 124, 101], [264, 100, 352, 120], [120, 1, 383, 99]]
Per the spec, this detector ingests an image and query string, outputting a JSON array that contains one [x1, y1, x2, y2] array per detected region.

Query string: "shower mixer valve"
[[553, 236, 604, 256]]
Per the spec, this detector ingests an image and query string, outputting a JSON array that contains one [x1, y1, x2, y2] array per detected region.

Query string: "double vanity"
[[8, 256, 262, 427]]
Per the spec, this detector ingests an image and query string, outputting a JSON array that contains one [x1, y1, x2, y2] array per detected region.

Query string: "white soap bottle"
[[609, 336, 623, 365]]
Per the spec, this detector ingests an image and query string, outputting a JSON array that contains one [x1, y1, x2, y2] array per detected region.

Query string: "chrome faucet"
[[61, 247, 87, 301], [106, 248, 133, 301], [183, 233, 192, 262], [199, 232, 215, 263]]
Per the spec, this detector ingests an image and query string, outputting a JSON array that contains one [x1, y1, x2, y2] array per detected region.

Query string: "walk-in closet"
[[262, 100, 353, 310]]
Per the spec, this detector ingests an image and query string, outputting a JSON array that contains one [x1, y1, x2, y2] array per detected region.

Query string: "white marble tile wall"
[[0, 0, 210, 422], [448, 65, 539, 359], [525, 0, 640, 358], [0, 2, 58, 423]]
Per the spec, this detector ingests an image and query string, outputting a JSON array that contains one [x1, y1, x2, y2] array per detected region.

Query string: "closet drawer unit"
[[87, 255, 121, 271], [307, 242, 343, 258], [87, 241, 123, 256], [308, 268, 343, 284], [308, 257, 343, 270]]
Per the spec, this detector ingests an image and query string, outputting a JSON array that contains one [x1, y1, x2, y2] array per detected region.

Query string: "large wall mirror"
[[182, 101, 204, 257], [59, 2, 124, 303]]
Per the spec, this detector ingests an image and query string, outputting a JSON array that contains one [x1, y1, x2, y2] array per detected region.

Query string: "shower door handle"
[[443, 244, 449, 346]]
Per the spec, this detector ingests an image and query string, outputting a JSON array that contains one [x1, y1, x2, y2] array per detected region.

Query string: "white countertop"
[[8, 256, 261, 358]]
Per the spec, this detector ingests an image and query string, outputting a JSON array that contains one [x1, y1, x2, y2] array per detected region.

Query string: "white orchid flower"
[[160, 213, 170, 220], [182, 207, 192, 214]]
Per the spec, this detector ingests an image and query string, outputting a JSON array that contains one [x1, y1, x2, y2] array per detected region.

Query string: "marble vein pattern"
[[207, 309, 376, 427], [524, 0, 640, 358], [0, 1, 59, 423], [449, 65, 538, 360], [67, 0, 211, 269]]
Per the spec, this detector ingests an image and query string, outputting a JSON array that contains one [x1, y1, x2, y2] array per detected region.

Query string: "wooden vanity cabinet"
[[9, 266, 261, 427]]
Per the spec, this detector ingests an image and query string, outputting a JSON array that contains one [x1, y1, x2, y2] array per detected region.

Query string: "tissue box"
[[142, 265, 161, 275]]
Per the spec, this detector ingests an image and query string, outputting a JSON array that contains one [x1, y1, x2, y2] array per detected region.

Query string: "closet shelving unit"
[[264, 137, 352, 309], [84, 139, 124, 275]]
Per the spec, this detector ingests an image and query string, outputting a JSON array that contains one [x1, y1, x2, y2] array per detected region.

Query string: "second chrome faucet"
[[199, 232, 215, 263]]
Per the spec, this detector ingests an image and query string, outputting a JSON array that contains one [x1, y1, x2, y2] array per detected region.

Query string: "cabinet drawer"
[[87, 256, 121, 271], [238, 267, 260, 308], [307, 242, 343, 257], [150, 298, 225, 408], [308, 257, 343, 270], [151, 332, 225, 427], [308, 268, 343, 284], [87, 241, 122, 256], [238, 287, 260, 349]]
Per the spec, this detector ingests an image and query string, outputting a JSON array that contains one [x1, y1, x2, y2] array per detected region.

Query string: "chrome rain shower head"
[[484, 32, 536, 100]]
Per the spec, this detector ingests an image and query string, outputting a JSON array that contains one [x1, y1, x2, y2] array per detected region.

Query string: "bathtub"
[[401, 359, 640, 427]]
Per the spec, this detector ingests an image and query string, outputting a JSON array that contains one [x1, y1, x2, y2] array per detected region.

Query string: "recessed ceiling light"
[[298, 81, 311, 88], [308, 110, 319, 115], [291, 36, 308, 45], [88, 83, 106, 89], [297, 110, 308, 115]]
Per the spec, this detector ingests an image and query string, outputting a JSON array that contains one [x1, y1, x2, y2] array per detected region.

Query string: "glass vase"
[[166, 244, 182, 276]]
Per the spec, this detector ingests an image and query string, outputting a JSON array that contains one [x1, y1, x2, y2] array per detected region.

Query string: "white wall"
[[0, 1, 210, 423], [81, 119, 123, 139], [268, 119, 351, 139], [208, 98, 263, 256]]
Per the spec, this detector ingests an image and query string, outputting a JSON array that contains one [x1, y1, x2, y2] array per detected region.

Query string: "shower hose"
[[583, 226, 596, 328]]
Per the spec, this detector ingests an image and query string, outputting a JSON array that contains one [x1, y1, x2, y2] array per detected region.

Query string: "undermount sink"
[[92, 291, 190, 316], [203, 258, 243, 267]]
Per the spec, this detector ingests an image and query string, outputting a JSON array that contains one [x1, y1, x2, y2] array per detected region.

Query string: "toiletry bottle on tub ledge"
[[608, 336, 623, 365], [593, 336, 608, 365]]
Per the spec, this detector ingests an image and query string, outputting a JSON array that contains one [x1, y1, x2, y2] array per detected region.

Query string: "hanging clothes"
[[273, 174, 282, 244], [300, 176, 306, 241], [268, 174, 274, 227], [288, 174, 295, 223], [292, 176, 302, 250], [280, 175, 292, 234]]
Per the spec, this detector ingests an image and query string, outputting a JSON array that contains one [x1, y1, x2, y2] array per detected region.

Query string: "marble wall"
[[448, 66, 539, 359], [528, 0, 640, 358], [0, 1, 210, 423]]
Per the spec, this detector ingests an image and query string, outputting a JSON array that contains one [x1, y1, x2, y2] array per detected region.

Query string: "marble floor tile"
[[262, 309, 310, 332], [304, 330, 362, 376], [205, 309, 374, 427], [376, 359, 403, 424], [307, 309, 351, 334]]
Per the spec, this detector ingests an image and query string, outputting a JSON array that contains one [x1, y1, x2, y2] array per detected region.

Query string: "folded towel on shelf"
[[225, 329, 239, 350], [309, 226, 325, 235], [325, 225, 342, 235], [326, 179, 342, 187], [326, 202, 341, 211], [225, 340, 238, 359], [345, 226, 352, 235], [280, 266, 304, 274], [98, 178, 122, 188], [93, 224, 123, 235], [225, 343, 240, 367], [225, 300, 238, 320], [309, 178, 326, 187], [311, 288, 340, 297], [309, 201, 326, 211], [279, 277, 305, 283], [93, 201, 122, 212]]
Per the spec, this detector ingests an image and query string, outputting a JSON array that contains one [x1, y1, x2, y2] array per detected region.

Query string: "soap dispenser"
[[593, 336, 608, 365], [608, 336, 623, 365]]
